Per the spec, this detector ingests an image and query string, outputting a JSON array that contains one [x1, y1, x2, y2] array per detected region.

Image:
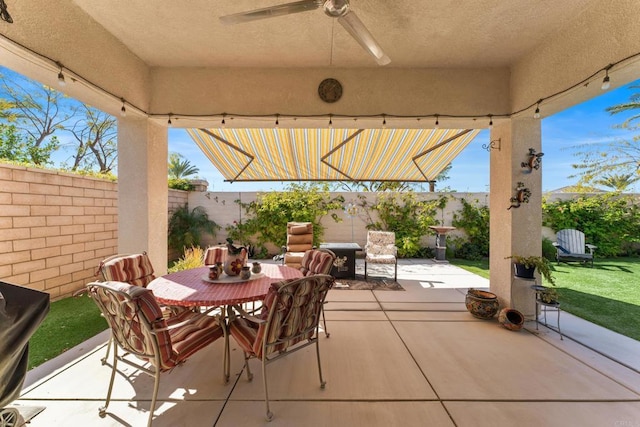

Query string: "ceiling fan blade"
[[220, 0, 322, 24], [338, 11, 391, 65]]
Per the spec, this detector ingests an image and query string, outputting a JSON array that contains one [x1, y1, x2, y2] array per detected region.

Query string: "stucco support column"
[[489, 118, 542, 318], [117, 118, 168, 275]]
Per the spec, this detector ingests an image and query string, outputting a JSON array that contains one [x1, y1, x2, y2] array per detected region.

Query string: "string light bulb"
[[434, 115, 439, 129], [382, 115, 386, 129], [275, 114, 279, 127], [221, 114, 226, 128], [167, 114, 172, 127], [120, 99, 126, 117], [601, 66, 611, 90], [533, 100, 541, 119], [328, 114, 333, 128], [488, 115, 493, 129], [56, 62, 66, 86]]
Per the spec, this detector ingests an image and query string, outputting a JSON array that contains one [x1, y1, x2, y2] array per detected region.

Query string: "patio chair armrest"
[[586, 244, 597, 253], [552, 242, 560, 247], [156, 306, 219, 332], [230, 304, 265, 325]]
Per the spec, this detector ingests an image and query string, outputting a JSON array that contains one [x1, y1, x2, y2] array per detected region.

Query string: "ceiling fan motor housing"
[[324, 0, 350, 17]]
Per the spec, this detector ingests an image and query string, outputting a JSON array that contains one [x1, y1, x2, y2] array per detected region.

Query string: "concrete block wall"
[[0, 164, 117, 300]]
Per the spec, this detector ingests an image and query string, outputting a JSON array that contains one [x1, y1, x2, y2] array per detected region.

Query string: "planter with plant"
[[506, 255, 556, 285]]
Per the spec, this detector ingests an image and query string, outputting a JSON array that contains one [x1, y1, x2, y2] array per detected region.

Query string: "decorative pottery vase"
[[465, 288, 499, 319], [223, 247, 247, 276], [498, 308, 525, 331], [240, 266, 251, 280], [208, 265, 221, 280], [251, 262, 262, 274]]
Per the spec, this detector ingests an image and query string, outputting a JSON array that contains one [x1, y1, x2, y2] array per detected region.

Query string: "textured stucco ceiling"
[[71, 0, 597, 68]]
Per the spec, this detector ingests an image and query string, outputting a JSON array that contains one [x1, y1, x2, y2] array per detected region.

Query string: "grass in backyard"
[[28, 293, 107, 370], [451, 257, 640, 341]]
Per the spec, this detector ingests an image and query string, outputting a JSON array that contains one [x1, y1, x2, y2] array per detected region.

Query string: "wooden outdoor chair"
[[552, 229, 597, 267], [364, 231, 398, 281], [86, 281, 224, 427], [228, 274, 335, 421]]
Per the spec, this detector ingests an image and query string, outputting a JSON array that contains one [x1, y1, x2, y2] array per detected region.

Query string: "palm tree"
[[168, 152, 199, 179], [168, 205, 219, 256], [594, 173, 640, 191]]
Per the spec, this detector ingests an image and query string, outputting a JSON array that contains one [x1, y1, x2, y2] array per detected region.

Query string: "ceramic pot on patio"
[[465, 288, 499, 319], [498, 308, 525, 331]]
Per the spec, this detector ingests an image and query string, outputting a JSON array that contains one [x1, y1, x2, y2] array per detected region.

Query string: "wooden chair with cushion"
[[86, 281, 224, 427], [228, 274, 335, 421], [364, 231, 398, 281], [282, 222, 314, 269]]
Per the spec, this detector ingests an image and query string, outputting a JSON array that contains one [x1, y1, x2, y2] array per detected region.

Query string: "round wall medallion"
[[318, 78, 343, 103]]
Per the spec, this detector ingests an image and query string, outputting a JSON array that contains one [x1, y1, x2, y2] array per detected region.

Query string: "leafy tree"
[[0, 71, 75, 165], [168, 152, 199, 179], [64, 105, 117, 173], [168, 205, 220, 256]]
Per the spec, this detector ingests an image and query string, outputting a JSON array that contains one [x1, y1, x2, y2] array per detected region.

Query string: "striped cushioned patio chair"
[[97, 252, 187, 364], [86, 281, 223, 427], [300, 248, 336, 337], [228, 274, 335, 422], [552, 229, 597, 267]]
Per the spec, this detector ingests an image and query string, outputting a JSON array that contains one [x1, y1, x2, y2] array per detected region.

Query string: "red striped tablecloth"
[[147, 263, 302, 307]]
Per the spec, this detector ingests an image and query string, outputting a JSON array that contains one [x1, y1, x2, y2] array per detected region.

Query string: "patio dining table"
[[147, 263, 302, 381]]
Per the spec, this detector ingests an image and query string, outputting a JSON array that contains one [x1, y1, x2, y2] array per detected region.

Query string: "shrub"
[[226, 183, 344, 253], [168, 246, 205, 273], [168, 205, 219, 257], [358, 191, 439, 258], [543, 193, 640, 257], [451, 198, 490, 259]]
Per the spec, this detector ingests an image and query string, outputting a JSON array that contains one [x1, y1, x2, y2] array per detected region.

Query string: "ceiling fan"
[[219, 0, 391, 66]]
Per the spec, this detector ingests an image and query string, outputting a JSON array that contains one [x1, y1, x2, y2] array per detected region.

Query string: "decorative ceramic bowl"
[[498, 308, 525, 331], [465, 288, 499, 319]]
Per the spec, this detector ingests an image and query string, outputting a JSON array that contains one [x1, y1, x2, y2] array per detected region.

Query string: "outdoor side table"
[[319, 242, 361, 279], [531, 284, 563, 340]]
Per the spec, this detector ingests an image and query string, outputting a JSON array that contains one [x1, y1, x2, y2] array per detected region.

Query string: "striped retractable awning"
[[187, 127, 480, 182]]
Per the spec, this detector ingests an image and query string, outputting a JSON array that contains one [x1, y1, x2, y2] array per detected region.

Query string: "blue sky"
[[168, 80, 640, 193]]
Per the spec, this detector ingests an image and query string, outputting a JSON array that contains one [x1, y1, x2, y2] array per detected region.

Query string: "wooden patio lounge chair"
[[552, 229, 597, 267]]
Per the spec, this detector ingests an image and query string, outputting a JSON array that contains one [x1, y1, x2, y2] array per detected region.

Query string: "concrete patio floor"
[[14, 259, 640, 426]]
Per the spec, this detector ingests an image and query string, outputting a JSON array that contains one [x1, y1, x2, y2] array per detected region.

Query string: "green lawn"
[[28, 294, 107, 370], [451, 257, 640, 341]]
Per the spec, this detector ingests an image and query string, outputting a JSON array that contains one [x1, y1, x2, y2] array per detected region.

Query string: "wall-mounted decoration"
[[508, 182, 531, 210], [482, 138, 501, 151], [521, 148, 544, 172]]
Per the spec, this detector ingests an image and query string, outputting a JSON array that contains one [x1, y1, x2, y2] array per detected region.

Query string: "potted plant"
[[506, 255, 556, 285], [538, 287, 559, 304]]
